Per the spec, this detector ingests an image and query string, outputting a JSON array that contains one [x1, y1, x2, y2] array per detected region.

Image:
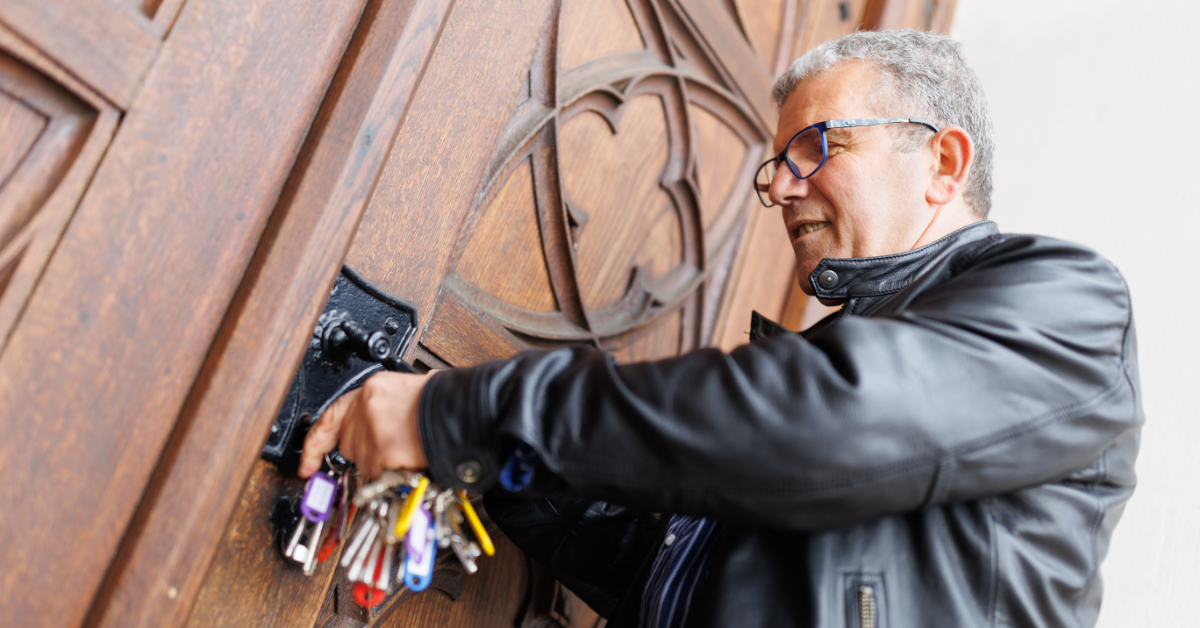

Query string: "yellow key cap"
[[393, 476, 429, 539], [457, 490, 494, 556]]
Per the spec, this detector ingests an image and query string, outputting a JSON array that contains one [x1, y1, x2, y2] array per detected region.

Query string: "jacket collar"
[[808, 221, 999, 301]]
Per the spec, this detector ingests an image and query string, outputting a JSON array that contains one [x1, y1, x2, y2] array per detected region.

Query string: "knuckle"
[[362, 375, 386, 396], [363, 393, 390, 420]]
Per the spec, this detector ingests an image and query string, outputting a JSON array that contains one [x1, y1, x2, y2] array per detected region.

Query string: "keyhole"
[[839, 1, 850, 21]]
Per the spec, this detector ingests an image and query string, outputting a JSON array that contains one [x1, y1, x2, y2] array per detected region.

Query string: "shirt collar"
[[807, 221, 999, 301]]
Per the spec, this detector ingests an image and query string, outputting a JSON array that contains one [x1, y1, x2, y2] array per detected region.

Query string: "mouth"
[[790, 221, 831, 241]]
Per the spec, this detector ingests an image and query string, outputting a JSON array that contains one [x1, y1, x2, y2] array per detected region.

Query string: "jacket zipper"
[[858, 584, 877, 628]]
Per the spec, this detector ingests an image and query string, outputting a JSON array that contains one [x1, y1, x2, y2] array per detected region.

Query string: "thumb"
[[298, 388, 358, 478]]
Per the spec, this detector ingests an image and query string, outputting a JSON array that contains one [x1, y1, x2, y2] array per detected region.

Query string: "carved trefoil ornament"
[[422, 0, 771, 367]]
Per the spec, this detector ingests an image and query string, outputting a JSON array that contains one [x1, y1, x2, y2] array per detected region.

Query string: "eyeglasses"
[[753, 118, 940, 207]]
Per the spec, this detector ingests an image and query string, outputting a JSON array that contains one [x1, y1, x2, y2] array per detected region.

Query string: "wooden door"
[[0, 1, 956, 627]]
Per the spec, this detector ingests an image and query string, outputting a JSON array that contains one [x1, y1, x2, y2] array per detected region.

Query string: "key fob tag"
[[301, 473, 338, 523], [403, 505, 436, 591]]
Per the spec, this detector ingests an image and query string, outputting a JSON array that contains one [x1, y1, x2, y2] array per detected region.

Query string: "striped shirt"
[[639, 515, 722, 628]]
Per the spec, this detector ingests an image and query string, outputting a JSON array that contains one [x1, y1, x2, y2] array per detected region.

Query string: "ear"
[[926, 125, 973, 206]]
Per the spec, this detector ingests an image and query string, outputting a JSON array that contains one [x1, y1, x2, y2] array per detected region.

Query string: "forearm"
[[418, 246, 1140, 529]]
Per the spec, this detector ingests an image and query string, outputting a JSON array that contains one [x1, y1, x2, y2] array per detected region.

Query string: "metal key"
[[354, 470, 412, 506], [342, 500, 380, 568]]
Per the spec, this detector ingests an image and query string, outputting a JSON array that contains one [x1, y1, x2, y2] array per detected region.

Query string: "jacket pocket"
[[844, 573, 886, 628]]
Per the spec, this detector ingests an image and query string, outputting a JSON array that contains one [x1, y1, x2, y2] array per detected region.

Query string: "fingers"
[[297, 370, 435, 479], [339, 410, 383, 479], [298, 387, 358, 478]]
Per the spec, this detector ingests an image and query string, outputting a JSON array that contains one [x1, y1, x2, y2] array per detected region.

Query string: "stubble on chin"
[[792, 232, 842, 286]]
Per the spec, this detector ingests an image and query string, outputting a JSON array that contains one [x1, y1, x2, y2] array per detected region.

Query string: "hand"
[[298, 370, 435, 479]]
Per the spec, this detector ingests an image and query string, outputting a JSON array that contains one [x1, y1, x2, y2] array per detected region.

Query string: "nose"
[[768, 165, 809, 207]]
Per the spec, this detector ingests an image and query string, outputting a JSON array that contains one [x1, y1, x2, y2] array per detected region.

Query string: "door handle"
[[261, 266, 419, 475]]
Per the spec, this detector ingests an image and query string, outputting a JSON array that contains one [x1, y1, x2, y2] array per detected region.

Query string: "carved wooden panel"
[[0, 31, 118, 355], [0, 0, 370, 625], [417, 0, 771, 370], [165, 1, 958, 627]]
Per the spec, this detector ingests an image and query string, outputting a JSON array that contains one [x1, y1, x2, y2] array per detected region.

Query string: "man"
[[300, 30, 1140, 627]]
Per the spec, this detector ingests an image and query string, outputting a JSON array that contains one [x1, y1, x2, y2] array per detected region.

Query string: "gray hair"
[[772, 30, 994, 218]]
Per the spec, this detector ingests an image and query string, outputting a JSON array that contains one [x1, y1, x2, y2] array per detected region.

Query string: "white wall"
[[951, 1, 1200, 625]]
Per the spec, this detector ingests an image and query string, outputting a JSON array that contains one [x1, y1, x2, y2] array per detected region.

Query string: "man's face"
[[770, 62, 935, 294]]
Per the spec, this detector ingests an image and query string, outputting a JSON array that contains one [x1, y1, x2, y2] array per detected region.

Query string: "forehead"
[[774, 62, 880, 151]]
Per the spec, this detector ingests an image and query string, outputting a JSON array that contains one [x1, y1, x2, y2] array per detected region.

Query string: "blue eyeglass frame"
[[754, 117, 940, 208]]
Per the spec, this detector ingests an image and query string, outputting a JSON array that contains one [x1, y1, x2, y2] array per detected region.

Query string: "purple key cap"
[[405, 503, 432, 563], [301, 472, 339, 522]]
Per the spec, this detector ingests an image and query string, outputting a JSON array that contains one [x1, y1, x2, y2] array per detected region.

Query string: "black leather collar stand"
[[808, 220, 999, 301]]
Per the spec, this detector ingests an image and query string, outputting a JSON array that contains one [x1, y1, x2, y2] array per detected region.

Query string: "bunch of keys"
[[283, 455, 353, 575], [334, 470, 495, 608]]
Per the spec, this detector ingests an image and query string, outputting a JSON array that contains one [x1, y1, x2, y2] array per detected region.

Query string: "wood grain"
[[678, 0, 777, 135], [560, 95, 677, 312], [733, 0, 787, 71], [457, 157, 559, 314], [559, 0, 644, 71], [0, 90, 45, 185], [0, 0, 370, 625], [423, 288, 524, 366], [0, 26, 118, 355], [180, 461, 347, 628], [0, 0, 955, 625], [83, 0, 456, 626], [344, 0, 556, 336], [864, 0, 958, 32], [0, 0, 160, 108]]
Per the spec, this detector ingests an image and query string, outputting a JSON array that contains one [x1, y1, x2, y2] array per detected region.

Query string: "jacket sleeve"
[[417, 235, 1142, 530]]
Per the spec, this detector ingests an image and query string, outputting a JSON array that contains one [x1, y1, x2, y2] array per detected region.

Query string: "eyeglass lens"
[[755, 160, 777, 206], [755, 127, 825, 207], [786, 127, 824, 178]]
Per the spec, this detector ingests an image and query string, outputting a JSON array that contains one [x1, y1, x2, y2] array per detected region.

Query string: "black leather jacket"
[[418, 221, 1142, 627]]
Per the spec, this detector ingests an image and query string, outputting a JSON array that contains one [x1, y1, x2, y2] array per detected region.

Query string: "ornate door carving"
[[414, 0, 770, 370], [187, 1, 956, 627], [0, 0, 955, 626]]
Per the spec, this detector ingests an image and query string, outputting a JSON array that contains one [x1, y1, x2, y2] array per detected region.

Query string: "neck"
[[912, 200, 979, 249]]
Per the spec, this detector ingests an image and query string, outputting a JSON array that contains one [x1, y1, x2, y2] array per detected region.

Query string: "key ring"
[[352, 582, 386, 607]]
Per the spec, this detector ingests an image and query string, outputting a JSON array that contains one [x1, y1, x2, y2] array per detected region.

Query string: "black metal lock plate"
[[262, 267, 418, 474]]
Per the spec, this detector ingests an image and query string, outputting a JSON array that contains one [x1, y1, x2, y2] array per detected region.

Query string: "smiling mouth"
[[797, 221, 831, 237]]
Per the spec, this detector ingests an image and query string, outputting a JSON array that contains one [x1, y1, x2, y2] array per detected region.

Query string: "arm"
[[419, 236, 1141, 530]]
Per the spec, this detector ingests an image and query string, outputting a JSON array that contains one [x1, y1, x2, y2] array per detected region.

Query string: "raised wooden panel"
[[711, 201, 796, 350], [423, 286, 525, 366], [86, 0, 457, 626], [0, 53, 93, 255], [0, 37, 116, 355], [0, 0, 160, 108], [559, 0, 645, 71], [0, 0, 371, 625], [0, 91, 45, 184]]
